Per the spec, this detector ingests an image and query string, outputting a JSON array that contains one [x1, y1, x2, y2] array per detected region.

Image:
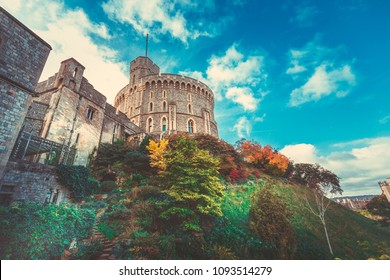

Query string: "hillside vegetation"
[[87, 135, 390, 260], [1, 134, 389, 260]]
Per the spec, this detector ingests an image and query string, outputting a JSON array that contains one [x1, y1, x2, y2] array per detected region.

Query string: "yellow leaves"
[[146, 139, 169, 172]]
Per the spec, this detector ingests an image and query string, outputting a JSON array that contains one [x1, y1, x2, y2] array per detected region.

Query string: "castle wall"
[[1, 160, 69, 205], [39, 86, 105, 166], [23, 101, 49, 135], [115, 67, 218, 138], [0, 7, 51, 180]]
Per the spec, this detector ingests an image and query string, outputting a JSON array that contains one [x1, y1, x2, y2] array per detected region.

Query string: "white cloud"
[[280, 137, 390, 196], [254, 113, 266, 122], [286, 38, 356, 107], [0, 0, 128, 103], [233, 116, 252, 139], [226, 87, 259, 112], [379, 115, 390, 124], [289, 64, 356, 106], [290, 4, 319, 27], [102, 0, 215, 44], [181, 44, 267, 111]]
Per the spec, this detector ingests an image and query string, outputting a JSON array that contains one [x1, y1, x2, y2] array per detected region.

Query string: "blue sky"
[[1, 0, 389, 196]]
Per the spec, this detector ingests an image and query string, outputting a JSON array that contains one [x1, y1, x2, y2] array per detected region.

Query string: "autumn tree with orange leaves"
[[235, 140, 290, 176]]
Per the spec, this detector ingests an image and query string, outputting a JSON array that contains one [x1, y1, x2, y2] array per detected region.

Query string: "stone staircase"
[[91, 225, 116, 260]]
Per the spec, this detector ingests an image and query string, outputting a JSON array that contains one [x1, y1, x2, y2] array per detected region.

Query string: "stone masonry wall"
[[0, 7, 51, 180], [2, 160, 69, 204], [23, 101, 49, 135]]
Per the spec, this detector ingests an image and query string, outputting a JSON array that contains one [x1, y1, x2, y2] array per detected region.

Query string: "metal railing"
[[11, 131, 76, 165]]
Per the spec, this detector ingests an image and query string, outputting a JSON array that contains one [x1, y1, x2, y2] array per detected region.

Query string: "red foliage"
[[251, 169, 262, 179], [236, 140, 290, 176], [228, 169, 248, 183]]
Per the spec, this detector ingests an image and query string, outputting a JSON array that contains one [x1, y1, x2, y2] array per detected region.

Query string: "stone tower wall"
[[115, 68, 218, 138]]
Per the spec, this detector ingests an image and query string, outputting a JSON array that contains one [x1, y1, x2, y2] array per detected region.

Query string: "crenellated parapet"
[[114, 56, 218, 138]]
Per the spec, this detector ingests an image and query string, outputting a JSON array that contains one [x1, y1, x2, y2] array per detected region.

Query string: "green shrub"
[[71, 240, 103, 260], [101, 181, 117, 193], [55, 165, 100, 202], [0, 203, 95, 259]]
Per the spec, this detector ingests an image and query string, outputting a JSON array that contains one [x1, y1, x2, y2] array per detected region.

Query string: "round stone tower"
[[114, 56, 218, 138]]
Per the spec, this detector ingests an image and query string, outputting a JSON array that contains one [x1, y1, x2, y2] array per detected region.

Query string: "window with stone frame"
[[147, 118, 153, 132], [162, 117, 167, 132], [86, 107, 95, 120], [163, 101, 167, 111], [149, 102, 153, 112], [188, 119, 194, 133]]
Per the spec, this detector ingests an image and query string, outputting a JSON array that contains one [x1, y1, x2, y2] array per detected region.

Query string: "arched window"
[[149, 102, 153, 112], [188, 120, 194, 133], [147, 118, 153, 132], [150, 91, 153, 99], [163, 90, 167, 99], [162, 117, 167, 132], [188, 93, 191, 101], [163, 101, 167, 111], [188, 104, 192, 114]]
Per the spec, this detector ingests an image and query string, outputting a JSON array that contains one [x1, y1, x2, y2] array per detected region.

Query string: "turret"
[[55, 58, 85, 92]]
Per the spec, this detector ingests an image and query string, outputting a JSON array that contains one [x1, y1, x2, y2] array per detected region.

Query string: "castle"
[[114, 56, 218, 138], [378, 178, 390, 202], [0, 7, 218, 205]]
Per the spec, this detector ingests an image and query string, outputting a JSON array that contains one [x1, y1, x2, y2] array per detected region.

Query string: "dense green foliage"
[[250, 187, 297, 259], [91, 142, 150, 182], [0, 203, 95, 259], [55, 165, 100, 202], [157, 137, 224, 232], [366, 194, 390, 227]]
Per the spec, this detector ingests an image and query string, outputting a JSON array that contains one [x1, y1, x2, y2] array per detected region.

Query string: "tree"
[[292, 163, 342, 195], [235, 140, 290, 176], [146, 139, 169, 173], [304, 190, 334, 256], [292, 163, 342, 256], [249, 187, 297, 259], [152, 136, 224, 232]]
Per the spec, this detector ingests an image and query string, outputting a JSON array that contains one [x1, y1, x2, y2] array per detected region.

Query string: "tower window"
[[148, 118, 153, 132], [188, 94, 191, 101], [149, 102, 153, 112], [163, 101, 167, 111], [73, 67, 78, 78], [133, 74, 136, 85], [150, 91, 153, 99], [188, 120, 194, 133], [163, 90, 167, 99], [188, 104, 192, 114], [162, 117, 167, 132], [86, 107, 95, 120]]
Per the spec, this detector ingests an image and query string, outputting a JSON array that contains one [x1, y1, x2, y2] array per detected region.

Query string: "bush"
[[55, 165, 100, 202], [0, 203, 96, 259], [249, 187, 297, 259], [71, 240, 103, 260], [366, 194, 390, 227], [101, 181, 117, 193], [228, 169, 248, 183]]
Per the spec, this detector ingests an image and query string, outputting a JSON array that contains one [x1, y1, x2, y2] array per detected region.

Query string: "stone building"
[[114, 56, 218, 139], [0, 7, 53, 205], [23, 58, 144, 166], [378, 178, 390, 202], [0, 7, 51, 179]]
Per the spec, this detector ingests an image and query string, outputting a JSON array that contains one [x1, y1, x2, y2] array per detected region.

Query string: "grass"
[[223, 175, 390, 259]]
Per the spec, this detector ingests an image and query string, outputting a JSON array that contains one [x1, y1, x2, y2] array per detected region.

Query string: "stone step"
[[102, 247, 112, 253], [99, 253, 110, 259]]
